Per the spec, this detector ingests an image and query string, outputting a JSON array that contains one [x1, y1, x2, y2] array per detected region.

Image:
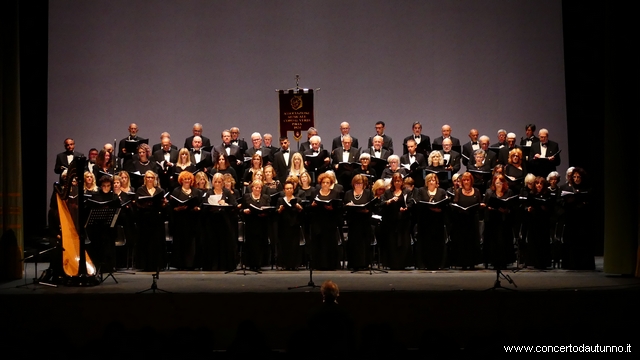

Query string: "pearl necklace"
[[353, 191, 363, 201]]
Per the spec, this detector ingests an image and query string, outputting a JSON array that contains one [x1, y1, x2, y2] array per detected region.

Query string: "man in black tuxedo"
[[153, 137, 179, 191], [432, 124, 461, 148], [184, 123, 211, 150], [85, 148, 99, 173], [331, 135, 361, 189], [402, 121, 431, 156], [400, 139, 427, 168], [273, 137, 294, 184], [303, 135, 331, 176], [440, 138, 461, 174], [299, 127, 322, 153], [498, 132, 519, 166], [529, 128, 561, 177], [367, 121, 394, 154], [461, 128, 480, 167], [229, 127, 248, 156], [216, 129, 244, 180], [331, 122, 359, 151], [118, 123, 148, 170], [491, 129, 508, 148], [263, 133, 279, 155], [363, 135, 392, 161], [245, 132, 273, 166], [55, 138, 84, 175], [152, 132, 178, 153], [479, 135, 498, 169], [520, 123, 540, 146], [401, 139, 428, 188], [189, 136, 214, 175]]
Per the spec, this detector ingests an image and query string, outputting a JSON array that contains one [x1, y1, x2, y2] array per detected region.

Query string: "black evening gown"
[[343, 189, 374, 269], [242, 193, 271, 269], [135, 186, 166, 271], [262, 180, 283, 266], [276, 196, 303, 269], [561, 188, 594, 270], [482, 189, 516, 269], [308, 189, 341, 270], [380, 189, 412, 270], [450, 188, 482, 268], [526, 192, 553, 269], [201, 188, 238, 271], [414, 187, 448, 269], [169, 187, 202, 269]]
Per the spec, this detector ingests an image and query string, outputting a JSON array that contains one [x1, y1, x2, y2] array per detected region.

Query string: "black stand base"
[[288, 260, 320, 290], [485, 268, 517, 291], [136, 272, 171, 294], [351, 264, 388, 275]]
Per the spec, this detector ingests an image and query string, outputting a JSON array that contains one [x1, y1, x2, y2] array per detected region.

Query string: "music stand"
[[485, 267, 518, 291], [225, 216, 261, 275], [85, 206, 120, 283], [16, 246, 59, 290]]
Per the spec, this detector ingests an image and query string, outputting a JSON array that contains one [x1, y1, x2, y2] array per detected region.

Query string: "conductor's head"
[[321, 280, 339, 304]]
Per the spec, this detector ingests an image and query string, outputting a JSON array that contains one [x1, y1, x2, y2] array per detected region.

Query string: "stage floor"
[[3, 257, 639, 355]]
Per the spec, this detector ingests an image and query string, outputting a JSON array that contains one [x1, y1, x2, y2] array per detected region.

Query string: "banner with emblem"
[[278, 89, 314, 142]]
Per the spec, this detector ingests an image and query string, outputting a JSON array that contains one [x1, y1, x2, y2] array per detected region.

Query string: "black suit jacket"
[[230, 139, 248, 156], [367, 134, 394, 154], [153, 148, 179, 164], [520, 136, 540, 146], [245, 146, 273, 165], [439, 150, 461, 174], [461, 141, 481, 166], [189, 150, 214, 170], [152, 143, 178, 154], [184, 135, 211, 150], [272, 149, 294, 184], [400, 153, 427, 168], [331, 136, 359, 151], [331, 147, 361, 166], [432, 136, 461, 147], [215, 144, 243, 162], [299, 141, 324, 153], [55, 151, 84, 174], [362, 147, 391, 161], [528, 141, 561, 177], [402, 135, 431, 155]]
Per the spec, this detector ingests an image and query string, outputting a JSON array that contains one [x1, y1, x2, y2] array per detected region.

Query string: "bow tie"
[[541, 143, 547, 147], [163, 150, 170, 154], [472, 142, 478, 145], [224, 143, 231, 148], [282, 150, 289, 153], [193, 150, 201, 154]]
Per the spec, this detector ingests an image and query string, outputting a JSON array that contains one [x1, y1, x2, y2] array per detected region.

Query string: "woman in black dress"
[[380, 172, 412, 270], [113, 175, 136, 268], [483, 174, 516, 270], [243, 154, 263, 188], [353, 153, 377, 184], [380, 155, 407, 181], [525, 176, 553, 269], [210, 152, 238, 187], [93, 149, 119, 179], [309, 173, 341, 270], [83, 171, 98, 195], [277, 180, 304, 270], [296, 171, 315, 200], [172, 148, 196, 189], [200, 173, 238, 271], [117, 170, 133, 193], [467, 149, 492, 195], [169, 171, 202, 270], [425, 150, 448, 189], [561, 167, 594, 270], [135, 170, 167, 271], [450, 172, 482, 269], [129, 144, 159, 189], [241, 180, 271, 270], [504, 148, 527, 194], [415, 173, 448, 270], [343, 174, 374, 270]]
